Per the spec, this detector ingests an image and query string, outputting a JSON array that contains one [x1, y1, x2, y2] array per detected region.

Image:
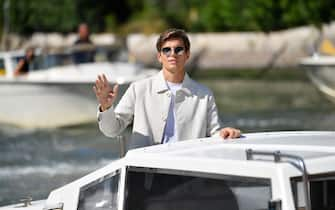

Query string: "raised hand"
[[93, 74, 119, 112]]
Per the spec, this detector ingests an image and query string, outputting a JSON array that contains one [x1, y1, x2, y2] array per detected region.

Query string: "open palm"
[[93, 74, 119, 111]]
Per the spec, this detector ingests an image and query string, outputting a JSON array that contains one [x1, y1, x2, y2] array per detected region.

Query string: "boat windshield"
[[77, 170, 120, 210], [125, 167, 271, 210], [291, 173, 335, 210], [9, 46, 121, 72], [32, 52, 74, 70]]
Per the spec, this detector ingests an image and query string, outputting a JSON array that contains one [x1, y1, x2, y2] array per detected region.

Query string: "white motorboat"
[[300, 54, 335, 103], [300, 39, 335, 103], [0, 49, 157, 128], [1, 131, 334, 210]]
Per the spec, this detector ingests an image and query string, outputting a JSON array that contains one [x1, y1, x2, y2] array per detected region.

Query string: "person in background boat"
[[14, 48, 34, 76], [72, 23, 95, 64], [94, 28, 241, 149]]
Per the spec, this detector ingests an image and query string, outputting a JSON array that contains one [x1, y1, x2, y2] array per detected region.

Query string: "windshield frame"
[[291, 172, 335, 210], [124, 166, 272, 210]]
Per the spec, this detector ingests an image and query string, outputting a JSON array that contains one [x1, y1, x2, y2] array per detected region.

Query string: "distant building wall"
[[2, 22, 335, 69], [127, 22, 335, 69]]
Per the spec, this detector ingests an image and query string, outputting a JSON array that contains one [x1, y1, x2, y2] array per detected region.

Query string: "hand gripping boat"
[[1, 131, 335, 210]]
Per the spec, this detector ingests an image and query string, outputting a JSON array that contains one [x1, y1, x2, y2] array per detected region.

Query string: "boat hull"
[[0, 81, 128, 128], [300, 56, 335, 103], [305, 66, 335, 102]]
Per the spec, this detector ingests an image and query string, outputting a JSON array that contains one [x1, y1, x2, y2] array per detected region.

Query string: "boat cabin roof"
[[129, 131, 335, 158], [125, 131, 335, 177], [300, 55, 335, 66]]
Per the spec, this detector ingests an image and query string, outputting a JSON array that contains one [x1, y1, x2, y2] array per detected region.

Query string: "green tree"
[[0, 0, 77, 34], [1, 0, 335, 35], [281, 0, 335, 29]]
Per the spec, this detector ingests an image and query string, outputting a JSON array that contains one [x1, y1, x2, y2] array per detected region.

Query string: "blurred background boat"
[[0, 46, 157, 128], [300, 39, 335, 103]]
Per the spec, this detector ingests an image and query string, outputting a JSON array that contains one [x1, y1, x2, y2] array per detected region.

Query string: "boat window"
[[10, 56, 23, 70], [27, 53, 72, 70], [291, 173, 335, 210], [0, 58, 5, 75], [77, 169, 120, 210], [125, 167, 271, 210]]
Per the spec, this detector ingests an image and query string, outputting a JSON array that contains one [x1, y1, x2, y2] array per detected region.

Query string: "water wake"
[[0, 159, 115, 177]]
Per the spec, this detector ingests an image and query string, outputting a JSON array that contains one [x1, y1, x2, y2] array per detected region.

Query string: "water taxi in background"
[[300, 39, 335, 103], [0, 46, 156, 128], [0, 131, 334, 210]]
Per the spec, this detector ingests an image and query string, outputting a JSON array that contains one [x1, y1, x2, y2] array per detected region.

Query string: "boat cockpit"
[[0, 46, 122, 78]]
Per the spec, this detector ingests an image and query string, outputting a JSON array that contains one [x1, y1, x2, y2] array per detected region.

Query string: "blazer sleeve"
[[98, 83, 136, 137], [207, 93, 222, 137]]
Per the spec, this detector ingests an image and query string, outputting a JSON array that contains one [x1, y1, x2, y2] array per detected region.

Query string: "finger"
[[97, 74, 103, 83], [225, 130, 230, 138], [94, 79, 100, 90], [227, 130, 234, 138], [102, 74, 109, 88], [98, 74, 105, 89], [93, 86, 102, 100], [235, 129, 241, 138], [230, 129, 241, 138], [93, 85, 102, 94], [96, 76, 103, 90], [93, 85, 105, 100], [221, 129, 229, 139]]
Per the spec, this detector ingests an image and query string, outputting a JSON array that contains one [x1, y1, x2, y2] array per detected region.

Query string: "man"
[[14, 48, 34, 76], [94, 28, 241, 149], [73, 23, 95, 64], [74, 23, 93, 45]]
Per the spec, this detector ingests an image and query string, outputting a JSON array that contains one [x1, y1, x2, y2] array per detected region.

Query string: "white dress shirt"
[[162, 81, 182, 144]]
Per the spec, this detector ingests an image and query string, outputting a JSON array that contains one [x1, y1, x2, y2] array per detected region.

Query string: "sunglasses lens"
[[162, 47, 171, 56], [175, 47, 184, 55], [161, 47, 185, 56]]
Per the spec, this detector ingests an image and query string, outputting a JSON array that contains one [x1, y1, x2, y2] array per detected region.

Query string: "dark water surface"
[[0, 123, 123, 205], [1, 69, 334, 206]]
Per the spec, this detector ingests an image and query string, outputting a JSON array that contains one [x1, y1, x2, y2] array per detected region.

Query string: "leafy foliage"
[[0, 0, 335, 35]]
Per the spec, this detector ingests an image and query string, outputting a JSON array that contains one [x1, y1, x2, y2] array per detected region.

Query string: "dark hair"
[[156, 28, 190, 52]]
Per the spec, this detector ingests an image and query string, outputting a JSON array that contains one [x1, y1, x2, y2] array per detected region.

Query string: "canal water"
[[0, 69, 334, 206]]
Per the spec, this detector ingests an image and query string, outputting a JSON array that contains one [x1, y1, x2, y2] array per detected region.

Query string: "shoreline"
[[2, 22, 335, 69]]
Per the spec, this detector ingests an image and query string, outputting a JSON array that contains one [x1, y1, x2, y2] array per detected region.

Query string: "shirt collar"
[[154, 70, 193, 95]]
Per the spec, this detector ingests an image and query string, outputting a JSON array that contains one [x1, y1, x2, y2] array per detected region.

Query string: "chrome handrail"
[[19, 196, 32, 207], [246, 149, 311, 210], [117, 135, 126, 158]]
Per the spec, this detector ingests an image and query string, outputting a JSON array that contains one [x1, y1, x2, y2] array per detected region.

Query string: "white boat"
[[1, 131, 334, 210], [300, 54, 335, 103], [0, 49, 157, 128]]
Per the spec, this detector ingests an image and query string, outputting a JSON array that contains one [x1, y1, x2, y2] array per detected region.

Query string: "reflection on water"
[[0, 69, 334, 206]]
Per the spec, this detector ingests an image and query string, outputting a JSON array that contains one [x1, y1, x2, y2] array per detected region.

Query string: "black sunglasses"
[[161, 46, 185, 56]]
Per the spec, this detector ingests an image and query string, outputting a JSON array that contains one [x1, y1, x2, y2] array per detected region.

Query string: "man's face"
[[79, 25, 89, 40], [157, 38, 190, 74]]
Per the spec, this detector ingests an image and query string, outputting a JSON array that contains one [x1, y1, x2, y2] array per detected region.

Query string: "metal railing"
[[246, 149, 311, 210], [117, 135, 127, 158]]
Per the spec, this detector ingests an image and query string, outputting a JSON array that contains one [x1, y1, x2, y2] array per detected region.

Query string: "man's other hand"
[[220, 127, 241, 139]]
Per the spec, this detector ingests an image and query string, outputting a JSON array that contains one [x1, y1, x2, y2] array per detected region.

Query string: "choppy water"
[[1, 70, 334, 206], [0, 124, 123, 206]]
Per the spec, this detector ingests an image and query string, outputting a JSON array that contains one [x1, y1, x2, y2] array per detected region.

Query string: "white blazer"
[[98, 71, 222, 149]]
